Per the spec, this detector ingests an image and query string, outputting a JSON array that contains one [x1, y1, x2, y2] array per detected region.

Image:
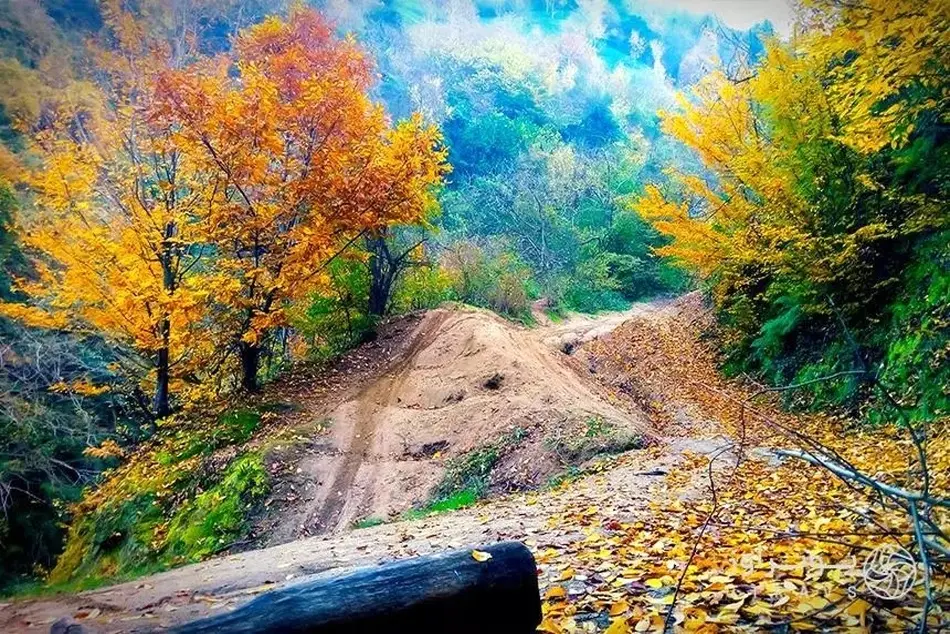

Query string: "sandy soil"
[[254, 304, 651, 545]]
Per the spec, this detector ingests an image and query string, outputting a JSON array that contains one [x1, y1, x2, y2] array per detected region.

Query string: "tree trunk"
[[367, 234, 398, 317], [368, 267, 394, 316], [173, 541, 541, 634], [239, 341, 260, 393], [153, 318, 171, 419], [154, 221, 176, 419]]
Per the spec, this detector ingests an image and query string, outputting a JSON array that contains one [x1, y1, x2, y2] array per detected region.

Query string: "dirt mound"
[[258, 305, 651, 544], [565, 292, 722, 436]]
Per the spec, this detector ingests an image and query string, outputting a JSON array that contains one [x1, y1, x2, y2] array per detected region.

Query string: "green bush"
[[433, 445, 500, 500], [441, 242, 538, 322], [164, 453, 269, 562], [45, 407, 274, 589], [288, 257, 377, 361], [391, 263, 454, 313]]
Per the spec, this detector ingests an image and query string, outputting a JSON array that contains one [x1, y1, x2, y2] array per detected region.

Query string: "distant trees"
[[441, 116, 684, 313]]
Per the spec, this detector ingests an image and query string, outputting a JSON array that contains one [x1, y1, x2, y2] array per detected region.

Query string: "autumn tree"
[[635, 0, 949, 419], [0, 4, 221, 419], [155, 8, 448, 391]]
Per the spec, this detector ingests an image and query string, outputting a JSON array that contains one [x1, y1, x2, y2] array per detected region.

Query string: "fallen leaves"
[[471, 549, 492, 562], [537, 299, 950, 632]]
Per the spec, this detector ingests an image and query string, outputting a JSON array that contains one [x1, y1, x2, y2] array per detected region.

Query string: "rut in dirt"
[[309, 310, 451, 532]]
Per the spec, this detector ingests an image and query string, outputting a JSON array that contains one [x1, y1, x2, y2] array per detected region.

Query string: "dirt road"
[[309, 310, 451, 532], [1, 299, 722, 633], [257, 304, 651, 543]]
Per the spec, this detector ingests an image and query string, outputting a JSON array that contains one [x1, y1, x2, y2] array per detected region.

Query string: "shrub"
[[46, 407, 273, 588], [441, 241, 537, 322], [164, 453, 269, 562], [391, 263, 454, 313], [287, 256, 377, 362]]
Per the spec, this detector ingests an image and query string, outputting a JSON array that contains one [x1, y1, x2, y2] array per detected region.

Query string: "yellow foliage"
[[634, 0, 948, 286], [804, 0, 950, 153], [83, 439, 125, 459], [4, 6, 450, 407]]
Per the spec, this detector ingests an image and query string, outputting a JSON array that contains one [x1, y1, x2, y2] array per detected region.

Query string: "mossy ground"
[[37, 405, 302, 593]]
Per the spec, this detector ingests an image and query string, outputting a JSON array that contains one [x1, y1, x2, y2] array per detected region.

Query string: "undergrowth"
[[352, 516, 386, 529], [39, 406, 289, 592], [404, 427, 529, 520], [547, 415, 644, 464]]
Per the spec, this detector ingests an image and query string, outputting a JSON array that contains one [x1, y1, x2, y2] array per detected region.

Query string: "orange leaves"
[[151, 8, 449, 368], [5, 6, 450, 404], [83, 439, 126, 460]]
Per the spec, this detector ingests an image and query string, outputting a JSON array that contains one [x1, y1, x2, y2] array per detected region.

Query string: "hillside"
[[251, 304, 649, 545], [5, 295, 946, 632], [0, 0, 946, 632], [0, 298, 684, 632]]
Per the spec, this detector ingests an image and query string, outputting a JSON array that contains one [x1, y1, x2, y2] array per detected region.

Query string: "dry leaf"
[[471, 550, 492, 562]]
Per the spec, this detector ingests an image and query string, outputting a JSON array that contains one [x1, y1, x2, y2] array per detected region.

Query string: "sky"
[[654, 0, 795, 35]]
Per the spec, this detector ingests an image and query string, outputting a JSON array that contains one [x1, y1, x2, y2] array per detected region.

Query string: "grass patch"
[[352, 516, 386, 529], [548, 416, 645, 465], [546, 465, 585, 489], [543, 306, 567, 323], [402, 489, 480, 521], [433, 446, 500, 500], [584, 415, 612, 438], [404, 427, 528, 520], [40, 406, 277, 592], [163, 453, 269, 563]]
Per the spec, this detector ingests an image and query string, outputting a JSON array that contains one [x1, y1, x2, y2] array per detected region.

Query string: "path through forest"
[[5, 295, 915, 633], [255, 302, 651, 544], [2, 296, 733, 632], [308, 310, 452, 533]]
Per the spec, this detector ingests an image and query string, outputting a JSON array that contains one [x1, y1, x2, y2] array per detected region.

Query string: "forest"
[[0, 0, 947, 632]]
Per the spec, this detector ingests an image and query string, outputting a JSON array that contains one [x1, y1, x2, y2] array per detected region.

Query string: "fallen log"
[[172, 541, 541, 633]]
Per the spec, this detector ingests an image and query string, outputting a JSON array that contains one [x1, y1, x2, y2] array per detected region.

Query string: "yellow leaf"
[[471, 550, 492, 562], [771, 594, 790, 607], [683, 608, 708, 631], [545, 586, 567, 600], [605, 617, 632, 634], [609, 600, 630, 616], [845, 599, 870, 617], [743, 602, 774, 616], [646, 578, 664, 589]]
